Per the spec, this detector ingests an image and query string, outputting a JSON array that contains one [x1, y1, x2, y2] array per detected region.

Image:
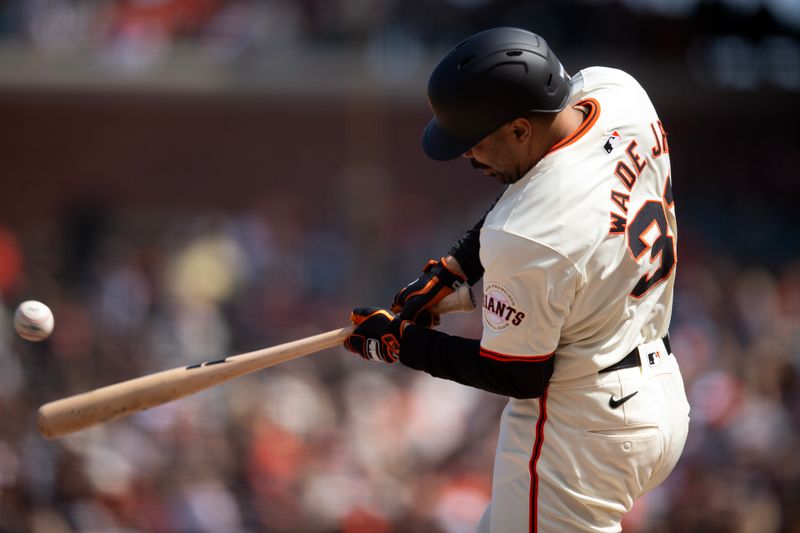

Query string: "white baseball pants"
[[476, 341, 690, 532]]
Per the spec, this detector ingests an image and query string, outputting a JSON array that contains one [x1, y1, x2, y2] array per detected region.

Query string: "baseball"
[[14, 300, 54, 342]]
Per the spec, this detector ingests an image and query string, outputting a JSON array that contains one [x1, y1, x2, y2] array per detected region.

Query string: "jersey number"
[[627, 200, 676, 298]]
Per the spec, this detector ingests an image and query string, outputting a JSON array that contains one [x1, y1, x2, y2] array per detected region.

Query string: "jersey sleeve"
[[398, 229, 577, 399], [479, 229, 581, 361]]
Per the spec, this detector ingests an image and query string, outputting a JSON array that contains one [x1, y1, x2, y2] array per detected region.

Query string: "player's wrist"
[[441, 255, 466, 281], [394, 317, 416, 340], [392, 257, 465, 321], [428, 256, 467, 289]]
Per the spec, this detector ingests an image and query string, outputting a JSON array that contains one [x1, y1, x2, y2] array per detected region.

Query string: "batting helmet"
[[422, 27, 572, 161]]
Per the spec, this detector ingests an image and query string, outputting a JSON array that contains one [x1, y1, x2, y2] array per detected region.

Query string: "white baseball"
[[14, 300, 55, 342]]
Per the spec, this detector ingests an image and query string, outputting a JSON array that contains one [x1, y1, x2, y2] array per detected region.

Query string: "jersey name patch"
[[483, 283, 526, 331]]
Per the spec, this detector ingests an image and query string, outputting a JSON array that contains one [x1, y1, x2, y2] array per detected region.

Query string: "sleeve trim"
[[479, 346, 555, 363]]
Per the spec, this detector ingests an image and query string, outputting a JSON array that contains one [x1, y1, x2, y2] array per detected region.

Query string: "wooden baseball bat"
[[37, 285, 476, 439]]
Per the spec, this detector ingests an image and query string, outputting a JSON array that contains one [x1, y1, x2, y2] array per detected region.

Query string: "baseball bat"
[[37, 285, 476, 439]]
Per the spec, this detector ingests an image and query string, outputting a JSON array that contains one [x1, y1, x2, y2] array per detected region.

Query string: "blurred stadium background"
[[0, 1, 799, 532]]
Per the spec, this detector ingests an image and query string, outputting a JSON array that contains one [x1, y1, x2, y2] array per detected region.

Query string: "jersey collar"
[[546, 98, 600, 154]]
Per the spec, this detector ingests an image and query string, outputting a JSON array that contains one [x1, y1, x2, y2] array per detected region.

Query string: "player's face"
[[463, 124, 529, 184]]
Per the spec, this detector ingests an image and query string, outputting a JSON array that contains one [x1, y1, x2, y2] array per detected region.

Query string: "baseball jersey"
[[479, 66, 676, 381]]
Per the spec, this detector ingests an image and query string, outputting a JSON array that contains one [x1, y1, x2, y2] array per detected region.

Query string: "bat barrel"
[[37, 326, 352, 439], [36, 285, 477, 439]]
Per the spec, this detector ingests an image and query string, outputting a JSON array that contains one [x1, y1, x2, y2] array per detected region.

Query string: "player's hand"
[[392, 257, 466, 327], [344, 307, 412, 363]]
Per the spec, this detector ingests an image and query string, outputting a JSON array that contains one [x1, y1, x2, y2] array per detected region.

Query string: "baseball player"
[[344, 27, 690, 532]]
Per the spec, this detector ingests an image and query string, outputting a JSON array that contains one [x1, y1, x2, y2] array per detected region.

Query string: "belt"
[[599, 334, 672, 374]]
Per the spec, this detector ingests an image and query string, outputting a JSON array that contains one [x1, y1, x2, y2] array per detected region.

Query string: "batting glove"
[[391, 257, 466, 327], [344, 307, 413, 363]]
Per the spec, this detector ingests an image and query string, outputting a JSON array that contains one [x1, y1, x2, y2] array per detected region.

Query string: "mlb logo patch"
[[604, 131, 621, 153], [647, 351, 663, 366]]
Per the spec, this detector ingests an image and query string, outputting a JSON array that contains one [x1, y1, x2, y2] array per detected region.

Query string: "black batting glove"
[[391, 257, 466, 326], [344, 307, 413, 363]]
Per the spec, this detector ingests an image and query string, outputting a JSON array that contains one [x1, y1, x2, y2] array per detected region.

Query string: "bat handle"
[[434, 284, 476, 315]]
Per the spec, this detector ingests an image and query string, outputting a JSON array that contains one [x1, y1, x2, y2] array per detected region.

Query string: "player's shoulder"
[[483, 174, 597, 265], [573, 66, 659, 138], [573, 66, 646, 94], [572, 67, 653, 115]]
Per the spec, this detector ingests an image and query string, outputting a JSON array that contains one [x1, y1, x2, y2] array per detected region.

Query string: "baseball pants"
[[476, 340, 690, 532]]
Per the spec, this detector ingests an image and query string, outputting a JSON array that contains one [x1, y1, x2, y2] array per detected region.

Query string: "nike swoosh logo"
[[609, 391, 638, 409]]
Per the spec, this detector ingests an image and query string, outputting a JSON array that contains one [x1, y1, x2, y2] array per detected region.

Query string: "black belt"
[[599, 334, 672, 374]]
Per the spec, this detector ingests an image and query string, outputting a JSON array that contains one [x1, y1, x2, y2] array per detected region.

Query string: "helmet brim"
[[422, 117, 489, 162]]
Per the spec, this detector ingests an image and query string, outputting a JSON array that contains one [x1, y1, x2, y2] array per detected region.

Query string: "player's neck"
[[525, 107, 586, 172], [550, 105, 587, 148]]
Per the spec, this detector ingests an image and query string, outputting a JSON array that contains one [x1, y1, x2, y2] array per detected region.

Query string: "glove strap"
[[425, 257, 466, 289]]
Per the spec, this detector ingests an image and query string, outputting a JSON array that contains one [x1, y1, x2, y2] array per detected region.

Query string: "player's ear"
[[509, 118, 533, 144]]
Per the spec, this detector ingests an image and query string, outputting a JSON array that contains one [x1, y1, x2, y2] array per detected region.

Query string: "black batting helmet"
[[422, 27, 572, 161]]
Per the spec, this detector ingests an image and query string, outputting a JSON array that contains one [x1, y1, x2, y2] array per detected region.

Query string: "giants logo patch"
[[483, 283, 526, 331]]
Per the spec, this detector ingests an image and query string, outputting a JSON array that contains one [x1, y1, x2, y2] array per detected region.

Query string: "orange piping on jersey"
[[479, 347, 554, 362], [529, 388, 548, 533], [546, 98, 600, 154]]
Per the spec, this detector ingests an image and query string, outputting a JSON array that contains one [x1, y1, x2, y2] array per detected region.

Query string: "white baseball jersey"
[[480, 66, 676, 381], [476, 67, 689, 533]]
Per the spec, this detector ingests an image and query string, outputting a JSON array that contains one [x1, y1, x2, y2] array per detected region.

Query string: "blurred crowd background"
[[1, 1, 799, 532]]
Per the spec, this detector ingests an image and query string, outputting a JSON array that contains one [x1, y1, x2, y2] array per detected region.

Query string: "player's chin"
[[491, 172, 515, 185], [472, 163, 513, 184], [480, 168, 504, 181]]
